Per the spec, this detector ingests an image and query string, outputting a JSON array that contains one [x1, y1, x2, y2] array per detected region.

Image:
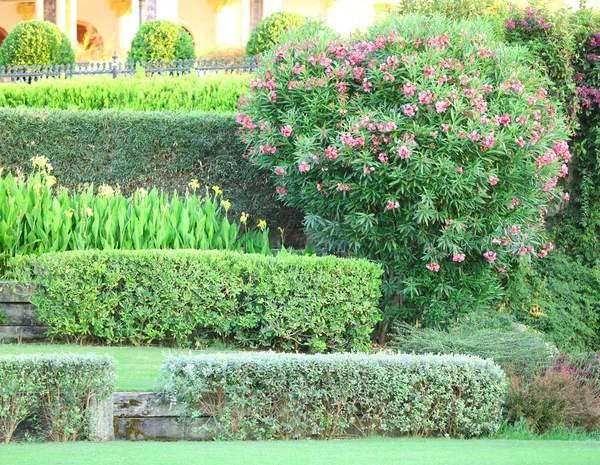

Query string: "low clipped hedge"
[[160, 352, 506, 439], [13, 249, 383, 351], [0, 354, 116, 443], [0, 108, 299, 226], [0, 74, 249, 112]]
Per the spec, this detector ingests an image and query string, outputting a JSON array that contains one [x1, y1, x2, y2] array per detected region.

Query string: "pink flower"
[[508, 198, 520, 210], [274, 166, 287, 175], [482, 134, 495, 150], [538, 88, 548, 100], [396, 145, 412, 159], [316, 183, 322, 191], [280, 125, 293, 136], [563, 192, 570, 201], [483, 251, 497, 263], [378, 153, 389, 163], [456, 166, 463, 174], [442, 123, 450, 133], [435, 101, 450, 113], [336, 183, 350, 191], [489, 175, 499, 186], [364, 166, 375, 174], [515, 137, 526, 148], [298, 161, 311, 173], [543, 176, 558, 191], [386, 200, 400, 210], [276, 187, 286, 194], [384, 121, 397, 131], [509, 225, 521, 236], [492, 238, 502, 245], [558, 164, 568, 178], [324, 146, 339, 161], [497, 265, 507, 273], [426, 262, 440, 272], [403, 82, 417, 96], [403, 104, 417, 116], [418, 90, 436, 104], [453, 253, 466, 262]]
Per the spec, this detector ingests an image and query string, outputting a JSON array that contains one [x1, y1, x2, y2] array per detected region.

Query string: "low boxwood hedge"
[[12, 249, 382, 351], [0, 353, 116, 443], [160, 352, 506, 440], [0, 107, 301, 229]]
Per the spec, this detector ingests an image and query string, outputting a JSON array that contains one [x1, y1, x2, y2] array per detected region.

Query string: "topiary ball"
[[0, 20, 75, 67], [128, 20, 195, 63], [245, 12, 304, 57]]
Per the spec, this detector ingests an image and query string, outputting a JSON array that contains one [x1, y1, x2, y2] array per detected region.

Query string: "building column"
[[118, 0, 140, 57], [144, 0, 156, 21], [263, 0, 282, 18], [241, 0, 251, 43], [56, 0, 66, 32], [44, 0, 56, 23], [215, 6, 237, 45], [155, 0, 178, 22], [35, 0, 44, 21], [68, 0, 77, 46]]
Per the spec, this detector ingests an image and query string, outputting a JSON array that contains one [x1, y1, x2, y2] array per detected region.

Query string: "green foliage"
[[502, 5, 576, 125], [128, 20, 195, 63], [0, 20, 75, 66], [12, 249, 382, 351], [160, 352, 506, 439], [239, 15, 570, 337], [245, 12, 304, 57], [0, 311, 5, 326], [391, 311, 553, 380], [0, 108, 297, 225], [0, 74, 249, 112], [396, 0, 498, 18], [0, 163, 271, 270], [0, 354, 116, 443], [504, 253, 600, 351]]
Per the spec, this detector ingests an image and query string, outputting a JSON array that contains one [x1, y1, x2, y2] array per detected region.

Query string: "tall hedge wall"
[[0, 107, 301, 230]]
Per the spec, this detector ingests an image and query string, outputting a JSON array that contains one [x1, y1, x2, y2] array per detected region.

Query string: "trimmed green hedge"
[[0, 108, 299, 226], [13, 249, 383, 351], [160, 352, 506, 439], [0, 354, 116, 443], [0, 74, 249, 112]]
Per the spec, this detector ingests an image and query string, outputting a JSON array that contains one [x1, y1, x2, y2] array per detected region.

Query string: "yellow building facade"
[[0, 0, 591, 58]]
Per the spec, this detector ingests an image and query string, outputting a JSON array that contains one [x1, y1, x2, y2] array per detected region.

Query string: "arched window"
[[179, 21, 196, 47], [76, 21, 104, 59], [0, 27, 8, 46]]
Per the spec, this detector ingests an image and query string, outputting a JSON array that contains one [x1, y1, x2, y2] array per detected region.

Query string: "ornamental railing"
[[0, 53, 257, 83]]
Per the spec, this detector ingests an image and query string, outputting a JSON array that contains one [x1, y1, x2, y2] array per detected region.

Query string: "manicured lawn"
[[3, 438, 600, 465], [0, 343, 220, 391]]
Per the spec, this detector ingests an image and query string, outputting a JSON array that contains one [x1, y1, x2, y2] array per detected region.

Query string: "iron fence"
[[0, 53, 258, 83]]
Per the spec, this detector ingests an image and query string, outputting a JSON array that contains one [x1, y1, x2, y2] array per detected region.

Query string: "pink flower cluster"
[[453, 253, 466, 262], [274, 166, 287, 175], [483, 251, 497, 263], [426, 262, 441, 272]]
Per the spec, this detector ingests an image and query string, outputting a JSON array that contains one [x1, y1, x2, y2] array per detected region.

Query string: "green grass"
[[3, 438, 600, 465], [0, 343, 221, 391]]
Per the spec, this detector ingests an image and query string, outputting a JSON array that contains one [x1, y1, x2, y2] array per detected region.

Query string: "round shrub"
[[128, 20, 195, 63], [238, 15, 570, 337], [245, 12, 304, 57], [0, 20, 75, 66]]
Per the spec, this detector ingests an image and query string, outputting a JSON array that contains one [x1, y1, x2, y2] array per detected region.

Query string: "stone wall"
[[0, 283, 46, 343]]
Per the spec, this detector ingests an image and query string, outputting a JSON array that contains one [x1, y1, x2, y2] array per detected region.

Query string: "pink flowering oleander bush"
[[237, 15, 570, 337]]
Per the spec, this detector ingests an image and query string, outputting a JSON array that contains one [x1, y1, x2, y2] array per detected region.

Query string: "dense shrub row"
[[0, 354, 116, 443], [0, 108, 299, 226], [0, 74, 249, 112], [0, 162, 270, 270], [12, 249, 382, 351], [160, 352, 506, 439]]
